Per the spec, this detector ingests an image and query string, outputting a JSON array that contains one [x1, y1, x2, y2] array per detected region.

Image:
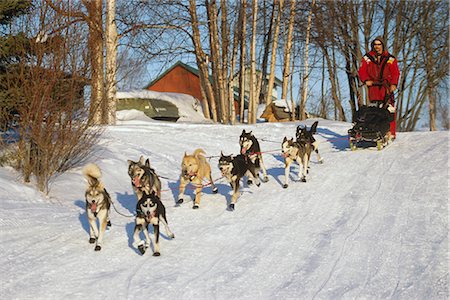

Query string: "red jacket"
[[358, 50, 400, 102]]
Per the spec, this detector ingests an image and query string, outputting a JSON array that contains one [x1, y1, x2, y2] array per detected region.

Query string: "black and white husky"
[[296, 121, 323, 164], [239, 130, 269, 182], [133, 191, 175, 256], [83, 163, 112, 251], [281, 137, 312, 188], [128, 156, 162, 200], [218, 152, 260, 211]]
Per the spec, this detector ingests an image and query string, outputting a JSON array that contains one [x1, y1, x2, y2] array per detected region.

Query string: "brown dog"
[[177, 148, 218, 209]]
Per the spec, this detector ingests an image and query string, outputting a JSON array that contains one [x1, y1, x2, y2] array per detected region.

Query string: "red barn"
[[144, 61, 203, 101]]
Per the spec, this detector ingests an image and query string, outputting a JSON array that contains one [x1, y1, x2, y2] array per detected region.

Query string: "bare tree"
[[281, 0, 295, 103], [299, 0, 315, 120], [105, 0, 118, 125], [266, 0, 283, 105], [248, 0, 258, 124]]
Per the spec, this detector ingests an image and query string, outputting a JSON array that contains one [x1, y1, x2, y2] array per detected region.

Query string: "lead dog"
[[239, 130, 269, 182], [281, 137, 312, 188], [178, 148, 218, 209], [296, 121, 323, 163], [133, 191, 175, 256], [128, 156, 161, 200], [83, 163, 111, 251], [218, 152, 260, 211]]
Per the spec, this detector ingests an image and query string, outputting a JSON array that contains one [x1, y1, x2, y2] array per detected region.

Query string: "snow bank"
[[117, 90, 210, 123]]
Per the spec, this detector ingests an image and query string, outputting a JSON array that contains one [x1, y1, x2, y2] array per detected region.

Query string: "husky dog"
[[133, 191, 175, 256], [178, 148, 218, 209], [83, 163, 112, 251], [128, 156, 161, 200], [218, 153, 260, 211], [281, 137, 312, 188], [239, 130, 269, 183], [296, 121, 323, 164]]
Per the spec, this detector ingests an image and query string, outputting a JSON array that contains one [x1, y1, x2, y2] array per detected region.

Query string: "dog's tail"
[[83, 163, 102, 187], [193, 148, 206, 159], [310, 121, 319, 135]]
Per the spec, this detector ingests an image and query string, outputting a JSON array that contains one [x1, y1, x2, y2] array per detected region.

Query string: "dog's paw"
[[94, 245, 101, 251], [282, 184, 288, 189], [228, 203, 235, 211], [318, 158, 324, 164], [212, 187, 218, 194], [153, 252, 160, 257], [138, 244, 146, 255], [168, 233, 175, 239], [192, 204, 199, 209], [89, 237, 96, 244]]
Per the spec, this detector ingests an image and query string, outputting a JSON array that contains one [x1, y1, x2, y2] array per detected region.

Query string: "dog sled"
[[349, 81, 395, 151], [348, 105, 394, 151]]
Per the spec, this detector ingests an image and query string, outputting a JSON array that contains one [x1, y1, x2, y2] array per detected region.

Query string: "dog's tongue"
[[241, 147, 247, 154], [133, 176, 141, 187], [91, 203, 97, 213]]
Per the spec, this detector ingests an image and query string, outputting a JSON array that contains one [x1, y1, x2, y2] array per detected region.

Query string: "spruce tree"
[[0, 0, 32, 129]]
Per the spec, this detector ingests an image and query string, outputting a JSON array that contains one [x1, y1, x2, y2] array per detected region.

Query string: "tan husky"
[[177, 148, 218, 209]]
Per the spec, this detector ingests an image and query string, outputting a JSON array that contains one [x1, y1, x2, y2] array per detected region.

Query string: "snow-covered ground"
[[1, 113, 448, 299]]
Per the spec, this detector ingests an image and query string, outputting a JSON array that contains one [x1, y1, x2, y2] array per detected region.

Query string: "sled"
[[348, 105, 394, 151]]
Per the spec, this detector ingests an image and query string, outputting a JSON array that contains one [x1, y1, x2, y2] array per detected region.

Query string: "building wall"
[[147, 65, 203, 100]]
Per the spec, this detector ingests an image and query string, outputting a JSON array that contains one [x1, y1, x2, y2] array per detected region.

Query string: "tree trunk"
[[105, 0, 117, 125], [248, 0, 258, 124], [85, 0, 104, 125], [189, 0, 216, 121], [206, 0, 225, 123], [299, 0, 315, 120], [281, 0, 295, 102], [239, 0, 247, 122], [266, 0, 283, 105]]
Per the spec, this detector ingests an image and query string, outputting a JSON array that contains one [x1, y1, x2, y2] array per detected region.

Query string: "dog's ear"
[[310, 121, 319, 134], [138, 156, 145, 165], [241, 129, 245, 135], [150, 191, 159, 201], [184, 151, 187, 157], [289, 137, 294, 142], [220, 151, 224, 157], [145, 158, 151, 168], [127, 159, 133, 165], [283, 136, 287, 142]]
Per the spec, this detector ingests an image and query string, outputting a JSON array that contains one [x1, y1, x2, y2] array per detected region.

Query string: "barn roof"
[[144, 60, 282, 89], [143, 61, 199, 89]]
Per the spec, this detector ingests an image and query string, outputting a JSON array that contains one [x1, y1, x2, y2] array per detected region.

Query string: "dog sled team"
[[82, 121, 323, 255]]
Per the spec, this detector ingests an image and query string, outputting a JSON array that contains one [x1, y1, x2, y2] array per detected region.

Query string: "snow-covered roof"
[[117, 89, 210, 123]]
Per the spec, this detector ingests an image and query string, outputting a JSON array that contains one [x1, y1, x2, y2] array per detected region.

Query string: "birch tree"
[[265, 0, 283, 105], [299, 0, 315, 120], [248, 0, 258, 124], [105, 0, 117, 125]]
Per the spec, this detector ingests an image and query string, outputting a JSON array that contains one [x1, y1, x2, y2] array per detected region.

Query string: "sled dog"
[[133, 191, 175, 256], [83, 163, 112, 251], [296, 121, 323, 163], [218, 152, 260, 211], [178, 148, 218, 209], [128, 156, 161, 200], [239, 130, 269, 182], [281, 137, 312, 188]]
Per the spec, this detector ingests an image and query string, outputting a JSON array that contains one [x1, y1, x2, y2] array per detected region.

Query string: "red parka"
[[358, 50, 400, 102]]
